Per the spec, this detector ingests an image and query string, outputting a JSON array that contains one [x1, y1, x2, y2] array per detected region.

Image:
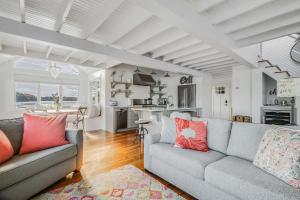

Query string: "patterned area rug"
[[33, 165, 186, 200]]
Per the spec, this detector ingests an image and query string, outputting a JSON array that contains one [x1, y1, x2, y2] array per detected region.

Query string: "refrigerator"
[[178, 84, 196, 108]]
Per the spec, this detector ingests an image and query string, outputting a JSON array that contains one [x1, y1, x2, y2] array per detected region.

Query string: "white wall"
[[231, 65, 252, 116], [195, 73, 213, 117]]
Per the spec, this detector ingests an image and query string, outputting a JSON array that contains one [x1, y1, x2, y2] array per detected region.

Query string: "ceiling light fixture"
[[48, 62, 62, 79], [164, 72, 170, 77]]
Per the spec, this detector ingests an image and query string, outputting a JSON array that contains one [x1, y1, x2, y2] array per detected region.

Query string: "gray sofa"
[[144, 118, 300, 200], [0, 118, 83, 200]]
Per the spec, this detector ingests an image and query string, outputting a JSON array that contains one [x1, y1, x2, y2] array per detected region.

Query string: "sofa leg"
[[74, 169, 81, 173]]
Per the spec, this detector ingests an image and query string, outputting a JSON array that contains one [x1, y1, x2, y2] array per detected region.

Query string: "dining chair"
[[73, 107, 88, 132]]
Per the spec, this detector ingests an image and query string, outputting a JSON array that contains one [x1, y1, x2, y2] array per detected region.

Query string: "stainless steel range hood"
[[133, 73, 156, 86]]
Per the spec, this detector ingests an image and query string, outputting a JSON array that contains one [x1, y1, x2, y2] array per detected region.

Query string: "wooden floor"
[[45, 130, 196, 199]]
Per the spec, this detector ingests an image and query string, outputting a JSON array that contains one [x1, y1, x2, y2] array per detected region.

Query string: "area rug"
[[33, 165, 186, 200]]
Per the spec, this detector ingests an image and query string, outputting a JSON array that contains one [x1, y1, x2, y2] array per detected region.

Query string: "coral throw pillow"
[[175, 118, 208, 151], [0, 129, 14, 164], [19, 114, 69, 154], [253, 127, 300, 188]]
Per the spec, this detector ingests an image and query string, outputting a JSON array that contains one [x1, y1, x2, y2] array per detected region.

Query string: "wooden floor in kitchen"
[[45, 130, 196, 200]]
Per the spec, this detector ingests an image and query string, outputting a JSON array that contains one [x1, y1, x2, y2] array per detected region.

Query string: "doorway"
[[212, 83, 232, 120]]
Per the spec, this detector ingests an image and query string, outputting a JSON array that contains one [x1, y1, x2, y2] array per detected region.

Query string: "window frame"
[[14, 81, 80, 110]]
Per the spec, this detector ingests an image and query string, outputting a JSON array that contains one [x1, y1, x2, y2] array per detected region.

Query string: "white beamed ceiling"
[[0, 0, 299, 76]]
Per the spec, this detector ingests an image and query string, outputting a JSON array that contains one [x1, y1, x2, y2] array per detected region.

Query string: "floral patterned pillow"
[[253, 127, 300, 188], [174, 118, 208, 152]]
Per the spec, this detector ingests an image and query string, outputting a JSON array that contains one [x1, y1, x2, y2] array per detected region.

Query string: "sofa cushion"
[[0, 118, 24, 154], [0, 144, 77, 190], [205, 156, 300, 200], [149, 143, 225, 179], [227, 122, 272, 161], [192, 118, 232, 154]]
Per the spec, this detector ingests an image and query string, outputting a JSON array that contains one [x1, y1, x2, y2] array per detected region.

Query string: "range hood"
[[133, 73, 156, 86]]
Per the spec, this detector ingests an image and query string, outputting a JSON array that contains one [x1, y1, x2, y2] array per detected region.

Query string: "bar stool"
[[135, 119, 150, 141]]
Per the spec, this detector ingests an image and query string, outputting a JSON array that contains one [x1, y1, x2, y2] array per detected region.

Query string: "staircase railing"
[[258, 59, 291, 78]]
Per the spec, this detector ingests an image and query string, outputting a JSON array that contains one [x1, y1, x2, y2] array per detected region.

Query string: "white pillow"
[[170, 112, 191, 120], [160, 113, 191, 144]]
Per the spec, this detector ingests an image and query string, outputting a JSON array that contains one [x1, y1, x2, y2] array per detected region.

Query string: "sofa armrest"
[[144, 133, 161, 170], [66, 129, 83, 171]]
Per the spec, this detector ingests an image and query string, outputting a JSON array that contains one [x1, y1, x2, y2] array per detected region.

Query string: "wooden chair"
[[73, 107, 88, 132]]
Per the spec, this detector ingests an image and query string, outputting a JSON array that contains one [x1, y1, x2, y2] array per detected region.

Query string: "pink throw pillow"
[[0, 129, 14, 164], [19, 114, 69, 154], [175, 118, 208, 152]]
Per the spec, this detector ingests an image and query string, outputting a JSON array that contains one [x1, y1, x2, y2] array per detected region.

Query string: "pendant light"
[[164, 72, 170, 77], [134, 67, 140, 73]]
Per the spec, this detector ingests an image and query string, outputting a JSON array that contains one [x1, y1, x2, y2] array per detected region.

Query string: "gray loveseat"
[[0, 118, 83, 200], [144, 118, 300, 200]]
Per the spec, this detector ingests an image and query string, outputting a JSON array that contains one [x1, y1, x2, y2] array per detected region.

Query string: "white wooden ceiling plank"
[[188, 0, 225, 13], [183, 54, 228, 66], [205, 0, 274, 25], [64, 50, 74, 62], [229, 9, 300, 41], [54, 0, 74, 31], [219, 0, 300, 34], [194, 60, 237, 69], [0, 16, 202, 75], [173, 49, 219, 64], [186, 57, 233, 67], [200, 63, 235, 71], [152, 36, 201, 58], [19, 0, 25, 23], [113, 16, 172, 50], [132, 0, 253, 68], [81, 0, 125, 39], [237, 21, 300, 47], [132, 28, 189, 55], [163, 43, 211, 61]]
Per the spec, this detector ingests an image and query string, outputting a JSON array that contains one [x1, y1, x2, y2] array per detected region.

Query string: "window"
[[15, 82, 79, 109], [62, 85, 79, 108], [15, 82, 38, 108], [40, 84, 59, 106]]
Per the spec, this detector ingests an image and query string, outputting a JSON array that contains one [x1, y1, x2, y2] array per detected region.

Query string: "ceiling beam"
[[173, 48, 219, 64], [54, 0, 74, 31], [190, 0, 225, 13], [64, 51, 74, 62], [0, 16, 203, 75], [208, 0, 273, 25], [22, 40, 27, 55], [80, 55, 92, 64], [193, 60, 236, 69], [203, 67, 233, 73], [131, 0, 254, 68], [152, 36, 201, 58], [81, 0, 125, 39], [19, 0, 25, 23], [237, 21, 300, 47], [0, 46, 103, 69], [186, 57, 233, 68], [195, 62, 238, 70], [183, 54, 228, 66], [163, 43, 211, 61], [46, 46, 53, 58]]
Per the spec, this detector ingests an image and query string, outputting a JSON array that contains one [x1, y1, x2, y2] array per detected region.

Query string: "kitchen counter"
[[130, 107, 200, 112], [131, 107, 202, 122]]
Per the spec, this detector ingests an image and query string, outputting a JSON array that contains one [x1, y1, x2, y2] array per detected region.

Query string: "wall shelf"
[[111, 89, 132, 98], [111, 81, 131, 89]]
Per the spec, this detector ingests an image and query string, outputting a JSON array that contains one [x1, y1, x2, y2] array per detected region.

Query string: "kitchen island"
[[130, 107, 201, 122]]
